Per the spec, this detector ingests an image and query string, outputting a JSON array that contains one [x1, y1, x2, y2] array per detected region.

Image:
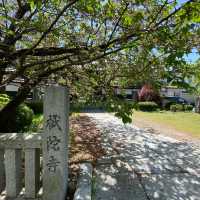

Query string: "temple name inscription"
[[45, 113, 62, 173]]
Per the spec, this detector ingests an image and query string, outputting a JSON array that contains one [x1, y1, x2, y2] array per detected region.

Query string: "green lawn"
[[133, 111, 200, 138]]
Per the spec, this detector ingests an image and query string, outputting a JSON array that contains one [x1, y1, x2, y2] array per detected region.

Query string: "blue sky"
[[178, 0, 189, 4], [184, 50, 200, 63]]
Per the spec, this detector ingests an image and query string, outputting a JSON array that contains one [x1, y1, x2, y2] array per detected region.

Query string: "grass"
[[133, 111, 200, 138]]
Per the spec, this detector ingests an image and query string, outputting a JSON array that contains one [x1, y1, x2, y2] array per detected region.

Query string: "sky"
[[184, 51, 200, 63]]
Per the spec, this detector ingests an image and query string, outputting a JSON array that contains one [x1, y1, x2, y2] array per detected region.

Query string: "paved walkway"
[[87, 113, 200, 200]]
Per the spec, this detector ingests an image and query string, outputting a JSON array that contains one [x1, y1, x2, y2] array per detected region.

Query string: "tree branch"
[[29, 0, 78, 51], [107, 3, 129, 44], [154, 0, 195, 28]]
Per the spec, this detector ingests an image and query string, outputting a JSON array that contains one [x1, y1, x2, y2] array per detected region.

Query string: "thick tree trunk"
[[0, 85, 31, 133], [195, 96, 200, 113]]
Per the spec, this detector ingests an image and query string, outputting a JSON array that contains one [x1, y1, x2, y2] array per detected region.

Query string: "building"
[[114, 86, 196, 104], [160, 86, 196, 104]]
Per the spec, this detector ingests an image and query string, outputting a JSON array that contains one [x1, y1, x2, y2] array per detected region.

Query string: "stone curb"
[[73, 163, 93, 200]]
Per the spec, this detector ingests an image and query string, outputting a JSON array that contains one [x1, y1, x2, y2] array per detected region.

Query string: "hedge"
[[170, 104, 193, 112], [170, 104, 184, 112], [137, 101, 159, 111], [184, 104, 193, 111]]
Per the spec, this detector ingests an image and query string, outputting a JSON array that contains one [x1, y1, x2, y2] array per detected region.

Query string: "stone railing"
[[0, 86, 69, 200], [0, 133, 42, 199]]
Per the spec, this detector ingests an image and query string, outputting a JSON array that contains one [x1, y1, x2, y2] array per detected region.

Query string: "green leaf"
[[28, 0, 35, 11]]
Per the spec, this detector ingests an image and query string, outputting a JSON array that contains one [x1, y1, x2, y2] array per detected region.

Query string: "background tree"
[[186, 60, 200, 113], [138, 84, 161, 105]]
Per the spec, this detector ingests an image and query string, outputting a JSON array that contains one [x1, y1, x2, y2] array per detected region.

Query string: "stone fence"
[[0, 133, 42, 199], [0, 86, 69, 200]]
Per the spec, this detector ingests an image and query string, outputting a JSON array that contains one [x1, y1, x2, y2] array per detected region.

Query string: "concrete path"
[[87, 113, 200, 200]]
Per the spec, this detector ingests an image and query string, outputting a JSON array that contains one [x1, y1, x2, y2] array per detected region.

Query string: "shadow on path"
[[87, 113, 200, 200]]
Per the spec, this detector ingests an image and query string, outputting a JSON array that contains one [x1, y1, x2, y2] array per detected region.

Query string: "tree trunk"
[[195, 96, 200, 113], [0, 85, 31, 133]]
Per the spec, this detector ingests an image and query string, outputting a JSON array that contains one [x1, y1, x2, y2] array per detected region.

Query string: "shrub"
[[0, 94, 34, 132], [170, 104, 193, 112], [0, 96, 9, 103], [26, 101, 43, 114], [137, 101, 159, 111], [132, 102, 139, 110], [0, 94, 10, 99], [29, 114, 43, 132], [0, 93, 10, 109], [170, 104, 184, 112], [164, 102, 173, 110], [16, 104, 34, 132], [184, 104, 193, 111]]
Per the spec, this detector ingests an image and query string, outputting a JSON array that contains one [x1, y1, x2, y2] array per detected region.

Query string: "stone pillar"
[[5, 149, 22, 197], [74, 163, 93, 200], [0, 149, 5, 193], [43, 86, 69, 200], [25, 148, 40, 198]]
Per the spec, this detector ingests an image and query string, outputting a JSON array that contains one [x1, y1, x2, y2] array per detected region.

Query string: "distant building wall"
[[115, 87, 197, 104], [5, 84, 43, 102], [160, 87, 196, 104], [5, 84, 19, 92], [160, 88, 182, 97]]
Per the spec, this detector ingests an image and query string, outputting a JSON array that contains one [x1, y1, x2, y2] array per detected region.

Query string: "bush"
[[26, 101, 43, 114], [29, 114, 43, 132], [170, 104, 193, 112], [16, 104, 34, 132], [170, 104, 184, 112], [0, 93, 10, 109], [0, 94, 34, 132], [0, 96, 9, 103], [184, 104, 193, 111], [137, 101, 159, 111], [164, 102, 173, 110]]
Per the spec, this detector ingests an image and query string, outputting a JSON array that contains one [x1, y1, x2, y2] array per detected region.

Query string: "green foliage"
[[0, 94, 10, 107], [0, 93, 10, 99], [170, 104, 193, 112], [16, 104, 34, 132], [170, 103, 193, 112], [184, 104, 193, 111], [70, 100, 107, 113], [72, 98, 135, 123], [28, 0, 43, 11], [107, 99, 135, 123], [137, 101, 159, 112], [29, 114, 43, 132], [26, 101, 43, 114], [170, 104, 184, 112], [0, 0, 200, 127], [0, 94, 34, 132], [164, 102, 173, 110], [70, 102, 85, 113]]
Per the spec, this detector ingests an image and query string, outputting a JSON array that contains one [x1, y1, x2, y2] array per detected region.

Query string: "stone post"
[[5, 149, 22, 197], [25, 148, 40, 198], [43, 86, 69, 200], [0, 149, 5, 193]]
